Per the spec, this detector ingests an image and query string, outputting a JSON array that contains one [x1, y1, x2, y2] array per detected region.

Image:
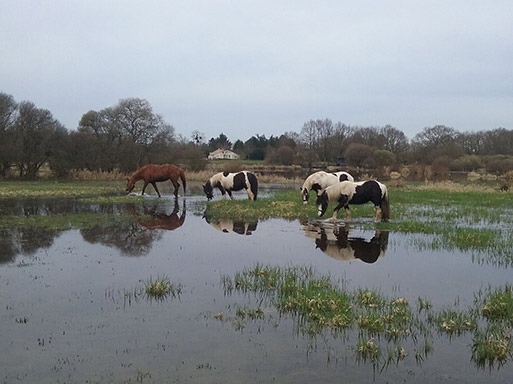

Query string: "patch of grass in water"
[[145, 275, 182, 301], [472, 326, 512, 369], [219, 264, 513, 370]]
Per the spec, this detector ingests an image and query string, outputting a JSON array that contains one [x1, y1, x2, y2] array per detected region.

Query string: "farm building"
[[207, 149, 240, 160]]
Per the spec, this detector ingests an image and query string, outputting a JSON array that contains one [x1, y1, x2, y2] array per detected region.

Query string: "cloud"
[[1, 0, 512, 141]]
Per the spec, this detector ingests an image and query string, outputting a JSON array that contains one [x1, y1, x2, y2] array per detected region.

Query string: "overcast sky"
[[1, 1, 512, 143]]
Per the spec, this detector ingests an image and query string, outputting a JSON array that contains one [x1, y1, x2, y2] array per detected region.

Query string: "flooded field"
[[1, 186, 512, 383]]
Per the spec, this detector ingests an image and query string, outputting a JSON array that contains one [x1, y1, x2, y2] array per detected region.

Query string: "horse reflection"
[[137, 200, 186, 231], [303, 222, 388, 263], [204, 216, 258, 235]]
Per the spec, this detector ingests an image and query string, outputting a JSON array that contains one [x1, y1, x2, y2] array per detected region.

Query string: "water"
[[0, 191, 512, 383]]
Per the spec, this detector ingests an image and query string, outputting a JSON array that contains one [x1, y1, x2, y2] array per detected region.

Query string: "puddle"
[[0, 192, 512, 383]]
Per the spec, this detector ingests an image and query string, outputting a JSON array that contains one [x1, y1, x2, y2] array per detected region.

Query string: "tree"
[[0, 92, 18, 177], [191, 130, 205, 145], [266, 146, 295, 165], [373, 149, 396, 167], [344, 143, 374, 168], [208, 133, 232, 151], [109, 98, 175, 169], [13, 101, 64, 178], [300, 120, 319, 167], [410, 125, 462, 163], [380, 125, 409, 155], [244, 135, 268, 160], [77, 98, 175, 171], [232, 139, 246, 158]]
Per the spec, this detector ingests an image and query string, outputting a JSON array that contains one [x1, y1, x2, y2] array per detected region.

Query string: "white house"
[[207, 148, 240, 160]]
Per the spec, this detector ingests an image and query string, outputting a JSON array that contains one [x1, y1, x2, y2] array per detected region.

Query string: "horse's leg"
[[219, 186, 227, 200], [246, 188, 254, 201], [151, 182, 162, 198], [142, 182, 149, 196], [227, 190, 234, 200], [171, 179, 180, 198], [330, 202, 344, 221], [345, 206, 351, 221], [374, 205, 382, 222]]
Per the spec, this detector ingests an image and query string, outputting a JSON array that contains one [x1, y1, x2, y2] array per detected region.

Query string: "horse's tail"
[[247, 172, 258, 200], [380, 185, 390, 222], [179, 168, 187, 195]]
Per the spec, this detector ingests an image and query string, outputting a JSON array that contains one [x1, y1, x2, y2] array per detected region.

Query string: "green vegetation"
[[0, 180, 123, 198], [145, 275, 182, 301], [219, 265, 513, 370]]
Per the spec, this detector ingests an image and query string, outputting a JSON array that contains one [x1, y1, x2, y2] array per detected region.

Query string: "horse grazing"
[[126, 164, 186, 198], [316, 180, 390, 222], [203, 171, 258, 201], [300, 171, 354, 204]]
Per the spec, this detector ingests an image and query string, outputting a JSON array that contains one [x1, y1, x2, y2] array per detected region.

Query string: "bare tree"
[[0, 92, 18, 177], [13, 101, 64, 178]]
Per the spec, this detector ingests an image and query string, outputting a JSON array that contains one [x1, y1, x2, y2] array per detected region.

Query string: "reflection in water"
[[303, 221, 388, 263], [83, 200, 186, 256], [0, 197, 186, 260], [136, 200, 186, 231], [0, 227, 57, 264], [204, 216, 258, 235]]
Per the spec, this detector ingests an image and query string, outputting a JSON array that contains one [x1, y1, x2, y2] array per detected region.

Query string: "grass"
[[145, 275, 182, 301], [219, 264, 513, 370], [0, 180, 123, 198]]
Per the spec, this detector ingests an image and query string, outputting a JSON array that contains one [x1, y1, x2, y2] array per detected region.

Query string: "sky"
[[1, 1, 512, 143]]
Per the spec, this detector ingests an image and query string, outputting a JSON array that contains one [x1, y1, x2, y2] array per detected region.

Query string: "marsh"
[[0, 186, 512, 383]]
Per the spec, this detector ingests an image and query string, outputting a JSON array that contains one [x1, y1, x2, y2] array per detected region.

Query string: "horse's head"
[[316, 191, 328, 217], [300, 187, 309, 204], [203, 181, 214, 200], [126, 178, 135, 194]]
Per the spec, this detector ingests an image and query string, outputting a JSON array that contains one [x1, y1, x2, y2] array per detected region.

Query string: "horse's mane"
[[209, 172, 224, 185], [128, 165, 149, 182]]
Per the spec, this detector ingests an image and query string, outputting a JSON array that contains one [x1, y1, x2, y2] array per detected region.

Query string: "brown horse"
[[126, 164, 186, 198]]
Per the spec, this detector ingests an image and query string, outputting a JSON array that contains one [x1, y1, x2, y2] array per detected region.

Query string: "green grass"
[[145, 275, 182, 301], [0, 180, 123, 198], [219, 264, 513, 370]]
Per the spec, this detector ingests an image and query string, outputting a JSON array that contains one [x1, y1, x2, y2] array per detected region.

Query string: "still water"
[[0, 190, 512, 383]]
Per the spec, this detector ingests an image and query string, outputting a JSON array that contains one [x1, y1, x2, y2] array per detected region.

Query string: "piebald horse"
[[316, 180, 390, 222], [300, 171, 354, 204], [203, 171, 258, 201], [126, 164, 186, 198]]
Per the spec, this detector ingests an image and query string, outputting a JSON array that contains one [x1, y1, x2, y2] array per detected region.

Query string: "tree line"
[[1, 91, 513, 178]]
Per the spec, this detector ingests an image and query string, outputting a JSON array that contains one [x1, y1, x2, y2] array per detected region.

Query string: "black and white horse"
[[316, 180, 390, 222], [300, 171, 354, 204], [203, 171, 258, 201]]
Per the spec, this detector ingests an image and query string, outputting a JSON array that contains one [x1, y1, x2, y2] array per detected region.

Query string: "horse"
[[126, 164, 186, 198], [300, 171, 354, 204], [316, 180, 390, 222], [203, 171, 258, 201]]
